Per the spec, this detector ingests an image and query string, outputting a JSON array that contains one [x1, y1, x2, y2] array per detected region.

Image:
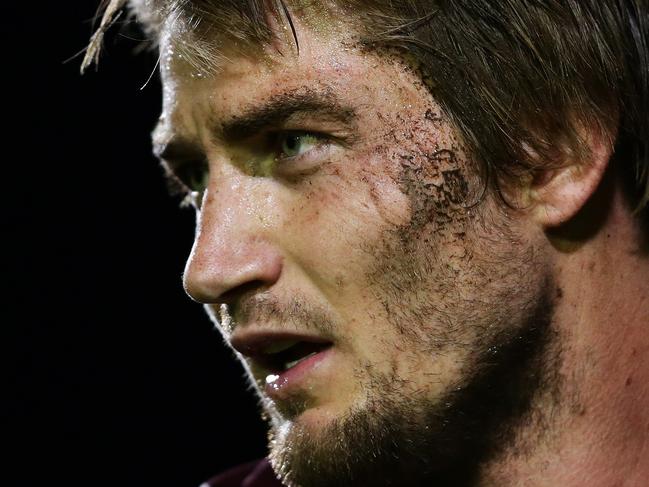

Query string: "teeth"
[[261, 340, 300, 355], [284, 351, 317, 370]]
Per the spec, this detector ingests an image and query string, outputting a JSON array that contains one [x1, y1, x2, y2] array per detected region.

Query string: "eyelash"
[[271, 131, 326, 161], [164, 159, 209, 207]]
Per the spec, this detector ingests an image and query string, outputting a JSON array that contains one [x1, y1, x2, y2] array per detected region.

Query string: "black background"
[[5, 3, 266, 486]]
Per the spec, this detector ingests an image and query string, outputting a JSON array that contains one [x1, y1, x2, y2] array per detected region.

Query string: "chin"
[[266, 397, 365, 485], [269, 393, 354, 437]]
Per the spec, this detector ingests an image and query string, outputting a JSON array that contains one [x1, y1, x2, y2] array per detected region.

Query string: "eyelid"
[[272, 130, 333, 162], [265, 131, 341, 179], [154, 137, 205, 164]]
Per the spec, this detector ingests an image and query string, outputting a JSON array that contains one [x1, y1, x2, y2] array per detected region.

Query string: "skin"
[[152, 11, 649, 487]]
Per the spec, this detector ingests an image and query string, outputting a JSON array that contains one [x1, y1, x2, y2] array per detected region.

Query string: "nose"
[[183, 178, 283, 304]]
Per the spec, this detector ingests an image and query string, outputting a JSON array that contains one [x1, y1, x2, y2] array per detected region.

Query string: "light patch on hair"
[[81, 0, 128, 73]]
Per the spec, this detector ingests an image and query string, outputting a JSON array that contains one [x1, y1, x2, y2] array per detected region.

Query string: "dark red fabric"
[[203, 458, 284, 487]]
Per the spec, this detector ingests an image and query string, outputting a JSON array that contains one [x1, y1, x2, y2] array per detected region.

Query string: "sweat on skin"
[[135, 5, 649, 487]]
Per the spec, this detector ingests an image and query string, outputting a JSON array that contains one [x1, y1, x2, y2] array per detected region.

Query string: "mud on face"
[[359, 52, 543, 359]]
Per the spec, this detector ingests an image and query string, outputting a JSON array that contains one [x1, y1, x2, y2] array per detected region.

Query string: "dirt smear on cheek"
[[357, 106, 480, 344], [375, 51, 479, 244], [382, 104, 478, 249], [398, 147, 470, 238]]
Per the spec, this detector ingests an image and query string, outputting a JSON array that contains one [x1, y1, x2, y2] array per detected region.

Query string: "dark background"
[[5, 3, 266, 486]]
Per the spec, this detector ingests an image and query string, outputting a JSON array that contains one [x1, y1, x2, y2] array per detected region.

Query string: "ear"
[[529, 128, 615, 228]]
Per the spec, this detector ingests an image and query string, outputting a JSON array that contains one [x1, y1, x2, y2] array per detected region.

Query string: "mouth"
[[253, 340, 331, 372], [231, 333, 334, 399]]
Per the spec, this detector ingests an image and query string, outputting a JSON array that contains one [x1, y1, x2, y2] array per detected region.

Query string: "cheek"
[[396, 133, 475, 232], [362, 153, 412, 227], [276, 155, 411, 285]]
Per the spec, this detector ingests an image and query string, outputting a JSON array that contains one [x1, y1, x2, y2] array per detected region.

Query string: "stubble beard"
[[264, 110, 561, 486], [265, 214, 559, 486], [271, 305, 558, 487]]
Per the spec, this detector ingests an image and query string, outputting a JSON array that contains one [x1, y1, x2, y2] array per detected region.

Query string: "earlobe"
[[529, 129, 614, 228]]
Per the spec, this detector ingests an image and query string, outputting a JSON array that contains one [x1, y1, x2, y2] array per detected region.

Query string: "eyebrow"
[[217, 89, 358, 142], [151, 137, 206, 176], [151, 88, 358, 164]]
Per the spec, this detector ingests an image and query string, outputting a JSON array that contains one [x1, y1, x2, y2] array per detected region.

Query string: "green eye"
[[279, 133, 319, 158], [178, 164, 208, 192]]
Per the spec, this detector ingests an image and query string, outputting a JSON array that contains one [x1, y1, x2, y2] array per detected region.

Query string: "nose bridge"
[[183, 174, 283, 304]]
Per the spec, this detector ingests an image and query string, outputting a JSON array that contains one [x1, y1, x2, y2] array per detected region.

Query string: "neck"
[[481, 182, 649, 487]]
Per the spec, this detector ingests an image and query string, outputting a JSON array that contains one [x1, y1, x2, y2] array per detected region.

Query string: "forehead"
[[154, 14, 430, 146]]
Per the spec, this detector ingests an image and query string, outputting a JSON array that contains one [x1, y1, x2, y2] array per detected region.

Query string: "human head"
[[86, 2, 649, 486]]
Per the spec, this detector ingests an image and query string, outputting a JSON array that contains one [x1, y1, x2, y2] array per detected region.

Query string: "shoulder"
[[200, 458, 284, 487]]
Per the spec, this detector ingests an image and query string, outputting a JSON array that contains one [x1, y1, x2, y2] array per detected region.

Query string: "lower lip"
[[264, 346, 333, 399]]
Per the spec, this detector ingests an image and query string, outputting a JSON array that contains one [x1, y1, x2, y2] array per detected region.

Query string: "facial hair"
[[262, 195, 561, 487], [258, 107, 560, 486], [267, 287, 558, 487]]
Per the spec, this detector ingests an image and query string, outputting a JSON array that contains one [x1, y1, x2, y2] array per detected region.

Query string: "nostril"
[[219, 279, 269, 306]]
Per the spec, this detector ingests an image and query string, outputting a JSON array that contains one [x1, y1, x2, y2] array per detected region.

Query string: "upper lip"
[[230, 331, 334, 375], [230, 330, 333, 358]]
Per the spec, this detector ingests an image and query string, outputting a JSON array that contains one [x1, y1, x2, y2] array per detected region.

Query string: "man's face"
[[156, 16, 554, 487]]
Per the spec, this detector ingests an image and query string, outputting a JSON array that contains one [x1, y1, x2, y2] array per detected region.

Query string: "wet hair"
[[86, 0, 649, 214]]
